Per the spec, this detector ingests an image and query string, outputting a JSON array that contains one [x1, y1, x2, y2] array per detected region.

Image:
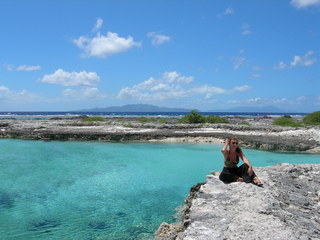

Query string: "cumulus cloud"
[[274, 51, 316, 70], [73, 18, 140, 58], [38, 69, 100, 87], [147, 32, 171, 45], [62, 87, 108, 100], [73, 32, 140, 58], [117, 71, 251, 102], [291, 0, 320, 8], [290, 51, 317, 68], [0, 85, 42, 103]]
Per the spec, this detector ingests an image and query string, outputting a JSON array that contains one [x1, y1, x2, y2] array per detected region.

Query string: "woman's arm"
[[240, 153, 253, 176], [221, 138, 229, 153]]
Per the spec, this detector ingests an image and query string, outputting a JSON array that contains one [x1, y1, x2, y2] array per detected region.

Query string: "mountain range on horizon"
[[75, 104, 305, 113]]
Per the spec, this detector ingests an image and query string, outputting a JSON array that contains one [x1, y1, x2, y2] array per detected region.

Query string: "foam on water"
[[0, 139, 319, 240]]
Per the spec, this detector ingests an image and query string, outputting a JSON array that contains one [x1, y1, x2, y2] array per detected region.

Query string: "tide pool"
[[0, 139, 319, 240]]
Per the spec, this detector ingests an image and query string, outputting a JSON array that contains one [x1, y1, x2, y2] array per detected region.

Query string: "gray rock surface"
[[0, 117, 319, 152], [155, 164, 320, 240]]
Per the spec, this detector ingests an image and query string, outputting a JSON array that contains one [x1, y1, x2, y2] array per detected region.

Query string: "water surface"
[[0, 139, 319, 240]]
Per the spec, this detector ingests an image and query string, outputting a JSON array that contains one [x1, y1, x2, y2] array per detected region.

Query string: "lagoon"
[[0, 139, 319, 240]]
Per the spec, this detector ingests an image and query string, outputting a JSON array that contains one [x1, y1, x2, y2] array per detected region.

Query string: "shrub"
[[205, 115, 229, 124], [138, 117, 157, 123], [303, 111, 320, 125], [178, 110, 206, 124], [159, 119, 168, 124], [272, 117, 301, 127], [82, 116, 104, 122]]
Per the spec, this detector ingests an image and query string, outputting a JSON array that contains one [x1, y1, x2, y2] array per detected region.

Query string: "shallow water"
[[0, 139, 319, 240]]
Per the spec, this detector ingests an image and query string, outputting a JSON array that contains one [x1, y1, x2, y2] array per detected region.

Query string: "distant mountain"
[[207, 106, 287, 113], [75, 104, 195, 112]]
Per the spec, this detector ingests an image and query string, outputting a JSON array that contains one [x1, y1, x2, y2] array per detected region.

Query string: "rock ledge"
[[155, 164, 320, 240]]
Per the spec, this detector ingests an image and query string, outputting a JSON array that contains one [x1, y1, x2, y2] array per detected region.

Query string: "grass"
[[272, 117, 302, 127], [82, 116, 104, 122]]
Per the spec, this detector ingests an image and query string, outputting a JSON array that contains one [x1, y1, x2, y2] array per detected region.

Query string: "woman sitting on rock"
[[219, 137, 263, 186]]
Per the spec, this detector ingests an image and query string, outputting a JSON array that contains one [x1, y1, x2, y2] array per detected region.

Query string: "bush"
[[178, 110, 206, 124], [138, 117, 157, 123], [272, 117, 301, 127], [206, 115, 229, 124], [82, 116, 104, 122], [303, 111, 320, 125]]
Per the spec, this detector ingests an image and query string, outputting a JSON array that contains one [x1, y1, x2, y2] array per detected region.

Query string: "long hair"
[[229, 137, 242, 154]]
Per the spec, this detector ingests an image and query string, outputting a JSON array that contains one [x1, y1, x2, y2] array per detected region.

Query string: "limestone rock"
[[155, 164, 320, 240]]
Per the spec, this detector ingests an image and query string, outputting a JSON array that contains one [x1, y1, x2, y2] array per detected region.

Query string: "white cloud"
[[233, 85, 252, 92], [62, 87, 108, 100], [117, 71, 252, 102], [290, 51, 317, 68], [274, 61, 287, 70], [241, 23, 252, 35], [232, 56, 247, 70], [92, 18, 103, 32], [250, 74, 261, 79], [147, 32, 171, 46], [0, 85, 42, 103], [224, 7, 234, 15], [5, 64, 41, 71], [38, 69, 100, 87], [73, 32, 140, 58], [16, 65, 41, 71], [291, 0, 320, 8], [248, 97, 263, 103], [297, 96, 308, 101]]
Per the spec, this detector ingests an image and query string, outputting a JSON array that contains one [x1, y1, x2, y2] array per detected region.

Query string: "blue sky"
[[0, 0, 320, 112]]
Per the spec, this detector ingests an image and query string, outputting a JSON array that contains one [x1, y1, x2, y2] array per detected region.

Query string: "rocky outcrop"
[[0, 117, 319, 152], [155, 164, 320, 240]]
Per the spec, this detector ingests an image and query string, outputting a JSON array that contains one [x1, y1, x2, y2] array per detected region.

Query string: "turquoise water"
[[0, 139, 319, 240]]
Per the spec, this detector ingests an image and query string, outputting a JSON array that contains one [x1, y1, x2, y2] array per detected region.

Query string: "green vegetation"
[[138, 117, 157, 123], [239, 122, 250, 126], [206, 115, 229, 124], [178, 110, 229, 124], [159, 119, 168, 124], [302, 111, 320, 125], [272, 117, 302, 127], [82, 116, 104, 122]]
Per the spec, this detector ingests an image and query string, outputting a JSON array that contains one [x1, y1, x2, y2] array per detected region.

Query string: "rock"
[[155, 164, 320, 240]]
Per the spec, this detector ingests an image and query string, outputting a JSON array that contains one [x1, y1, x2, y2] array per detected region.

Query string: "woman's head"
[[229, 137, 242, 153]]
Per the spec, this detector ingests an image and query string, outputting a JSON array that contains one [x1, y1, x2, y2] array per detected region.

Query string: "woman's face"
[[229, 139, 238, 149]]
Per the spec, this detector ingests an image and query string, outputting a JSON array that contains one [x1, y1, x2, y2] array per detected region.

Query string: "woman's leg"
[[219, 167, 240, 183], [237, 164, 256, 183]]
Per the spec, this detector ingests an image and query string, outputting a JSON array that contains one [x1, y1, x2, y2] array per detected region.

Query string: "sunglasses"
[[231, 142, 238, 145]]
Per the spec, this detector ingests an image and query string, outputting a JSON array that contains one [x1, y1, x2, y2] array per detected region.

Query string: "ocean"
[[0, 140, 319, 240], [0, 111, 308, 119]]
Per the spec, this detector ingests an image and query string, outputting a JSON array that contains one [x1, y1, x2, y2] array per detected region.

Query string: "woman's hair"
[[229, 137, 242, 154]]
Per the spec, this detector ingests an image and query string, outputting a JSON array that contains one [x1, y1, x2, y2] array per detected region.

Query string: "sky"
[[0, 0, 320, 112]]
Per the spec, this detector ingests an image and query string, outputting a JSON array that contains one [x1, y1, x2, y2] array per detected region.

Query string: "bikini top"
[[225, 152, 239, 167]]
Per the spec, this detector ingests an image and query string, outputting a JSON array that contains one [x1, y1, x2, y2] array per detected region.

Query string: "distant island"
[[75, 104, 195, 113]]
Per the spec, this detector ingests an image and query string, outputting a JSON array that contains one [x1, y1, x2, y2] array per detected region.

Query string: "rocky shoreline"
[[0, 116, 319, 153], [155, 164, 320, 240]]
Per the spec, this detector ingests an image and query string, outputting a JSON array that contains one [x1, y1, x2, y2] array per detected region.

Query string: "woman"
[[219, 137, 263, 186]]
